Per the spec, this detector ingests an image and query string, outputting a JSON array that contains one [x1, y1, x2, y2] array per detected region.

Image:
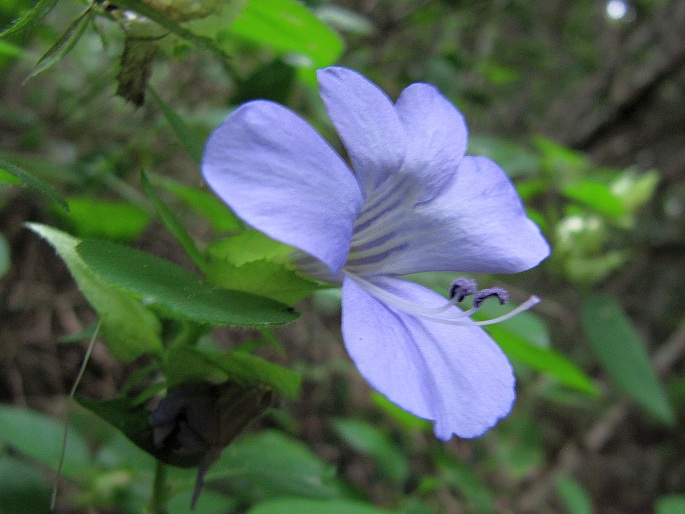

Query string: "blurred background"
[[0, 0, 684, 512]]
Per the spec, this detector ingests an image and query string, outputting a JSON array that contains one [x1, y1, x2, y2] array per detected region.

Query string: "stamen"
[[449, 278, 478, 302], [472, 287, 509, 308], [346, 272, 540, 327]]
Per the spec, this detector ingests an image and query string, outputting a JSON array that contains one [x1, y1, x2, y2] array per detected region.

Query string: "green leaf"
[[332, 418, 409, 484], [0, 233, 9, 279], [207, 230, 292, 266], [656, 495, 685, 514], [0, 405, 89, 480], [228, 0, 344, 68], [140, 170, 206, 272], [148, 88, 205, 164], [25, 6, 93, 81], [157, 178, 242, 233], [212, 430, 340, 499], [581, 293, 674, 425], [76, 239, 297, 326], [562, 180, 625, 218], [164, 346, 301, 400], [370, 392, 432, 431], [207, 259, 323, 306], [556, 474, 593, 514], [0, 456, 52, 513], [486, 324, 598, 396], [249, 498, 390, 514], [0, 157, 68, 210], [0, 0, 58, 38], [54, 196, 150, 242], [27, 224, 163, 361]]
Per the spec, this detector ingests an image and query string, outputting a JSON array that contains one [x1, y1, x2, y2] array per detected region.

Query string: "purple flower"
[[202, 67, 550, 439]]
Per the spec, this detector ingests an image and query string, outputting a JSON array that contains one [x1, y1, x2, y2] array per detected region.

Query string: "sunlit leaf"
[[77, 239, 297, 326], [581, 293, 674, 425], [27, 224, 163, 361], [55, 196, 150, 242], [562, 180, 625, 218], [228, 0, 344, 68]]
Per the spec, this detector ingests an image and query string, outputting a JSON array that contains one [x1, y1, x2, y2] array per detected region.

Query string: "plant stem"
[[149, 460, 169, 514]]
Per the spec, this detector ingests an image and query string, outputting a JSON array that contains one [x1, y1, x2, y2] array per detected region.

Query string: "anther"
[[472, 287, 509, 308], [449, 278, 478, 302]]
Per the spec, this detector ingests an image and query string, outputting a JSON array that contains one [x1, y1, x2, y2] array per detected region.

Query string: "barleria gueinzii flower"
[[202, 66, 550, 440]]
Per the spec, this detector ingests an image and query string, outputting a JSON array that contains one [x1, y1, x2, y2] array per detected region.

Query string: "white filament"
[[347, 272, 539, 327]]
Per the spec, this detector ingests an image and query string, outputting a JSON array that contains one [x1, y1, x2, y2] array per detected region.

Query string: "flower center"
[[346, 273, 539, 327]]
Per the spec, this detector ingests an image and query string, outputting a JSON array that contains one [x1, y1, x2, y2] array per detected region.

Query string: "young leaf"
[[27, 224, 163, 361], [0, 0, 58, 39], [140, 170, 206, 272], [148, 88, 205, 164], [562, 180, 625, 219], [228, 0, 344, 68], [0, 157, 68, 210], [76, 239, 298, 326], [164, 346, 301, 400], [581, 293, 675, 425], [25, 6, 94, 81], [486, 324, 598, 396]]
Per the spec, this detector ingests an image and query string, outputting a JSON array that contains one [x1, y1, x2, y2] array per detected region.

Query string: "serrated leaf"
[[486, 324, 598, 396], [0, 157, 67, 210], [141, 170, 206, 272], [27, 224, 162, 361], [26, 6, 93, 81], [148, 88, 205, 164], [164, 346, 301, 400], [228, 0, 344, 68], [0, 0, 58, 39], [76, 239, 297, 326], [207, 259, 322, 306], [581, 293, 674, 425]]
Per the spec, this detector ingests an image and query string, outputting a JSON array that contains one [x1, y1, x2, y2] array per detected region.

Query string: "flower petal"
[[394, 83, 468, 202], [341, 275, 516, 439], [202, 100, 364, 274], [347, 156, 550, 276], [317, 67, 406, 193]]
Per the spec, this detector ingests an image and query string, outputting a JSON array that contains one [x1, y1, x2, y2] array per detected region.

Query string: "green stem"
[[149, 460, 169, 514]]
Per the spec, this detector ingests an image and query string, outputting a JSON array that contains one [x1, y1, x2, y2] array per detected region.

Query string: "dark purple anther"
[[448, 278, 478, 302], [472, 287, 509, 308]]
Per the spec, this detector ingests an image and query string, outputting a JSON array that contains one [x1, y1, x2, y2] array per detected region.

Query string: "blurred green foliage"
[[0, 0, 683, 513]]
